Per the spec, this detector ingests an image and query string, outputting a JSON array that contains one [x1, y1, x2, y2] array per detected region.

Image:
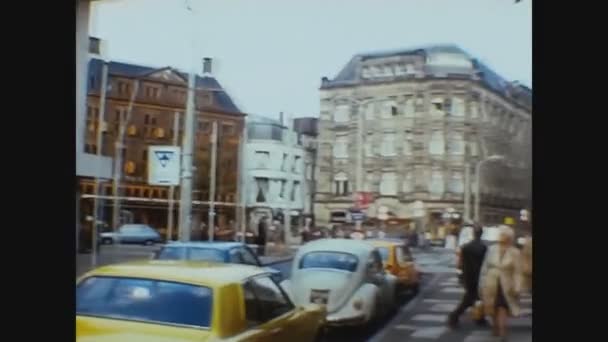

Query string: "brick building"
[[78, 57, 245, 239]]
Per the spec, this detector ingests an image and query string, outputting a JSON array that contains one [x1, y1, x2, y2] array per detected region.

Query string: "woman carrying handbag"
[[478, 225, 523, 341]]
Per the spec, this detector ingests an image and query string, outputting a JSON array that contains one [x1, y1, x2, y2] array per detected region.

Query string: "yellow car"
[[366, 239, 420, 294], [77, 260, 326, 342]]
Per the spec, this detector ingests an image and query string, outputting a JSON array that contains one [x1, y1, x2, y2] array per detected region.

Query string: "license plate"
[[310, 289, 330, 304]]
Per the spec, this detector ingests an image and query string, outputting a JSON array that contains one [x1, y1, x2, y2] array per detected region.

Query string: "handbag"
[[470, 300, 484, 321]]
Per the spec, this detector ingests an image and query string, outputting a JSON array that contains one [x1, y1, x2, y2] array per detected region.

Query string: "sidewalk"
[[371, 273, 532, 342]]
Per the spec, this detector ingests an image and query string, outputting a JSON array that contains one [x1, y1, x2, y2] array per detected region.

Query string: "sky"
[[92, 0, 531, 120]]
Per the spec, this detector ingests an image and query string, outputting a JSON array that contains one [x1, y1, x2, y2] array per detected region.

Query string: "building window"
[[279, 180, 287, 199], [391, 105, 398, 116], [362, 66, 371, 79], [401, 171, 413, 193], [381, 100, 395, 119], [431, 98, 445, 117], [429, 130, 445, 155], [452, 98, 465, 117], [255, 177, 269, 203], [144, 114, 150, 125], [468, 140, 479, 157], [333, 136, 349, 158], [254, 151, 270, 168], [333, 172, 349, 196], [380, 172, 397, 196], [381, 132, 397, 157], [429, 170, 445, 198], [334, 104, 350, 123], [447, 131, 465, 155], [291, 181, 300, 202], [222, 123, 235, 135], [415, 96, 425, 113], [449, 171, 464, 194], [469, 102, 479, 119], [404, 98, 415, 118], [281, 153, 289, 171], [305, 163, 313, 180], [365, 102, 375, 120], [293, 156, 301, 173]]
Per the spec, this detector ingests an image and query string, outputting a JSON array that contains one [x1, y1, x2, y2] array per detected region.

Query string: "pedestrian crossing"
[[382, 274, 532, 342]]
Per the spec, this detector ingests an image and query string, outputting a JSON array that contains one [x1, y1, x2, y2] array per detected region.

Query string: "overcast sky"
[[92, 0, 531, 120]]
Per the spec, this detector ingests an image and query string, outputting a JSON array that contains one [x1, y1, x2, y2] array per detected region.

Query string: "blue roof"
[[164, 241, 245, 251], [324, 44, 531, 109], [87, 58, 242, 114]]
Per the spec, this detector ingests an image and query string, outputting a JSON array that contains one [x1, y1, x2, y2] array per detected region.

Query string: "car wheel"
[[102, 238, 113, 245], [144, 240, 154, 246]]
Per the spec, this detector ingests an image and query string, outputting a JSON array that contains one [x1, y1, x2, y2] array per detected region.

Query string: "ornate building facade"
[[78, 57, 245, 239], [314, 44, 531, 230]]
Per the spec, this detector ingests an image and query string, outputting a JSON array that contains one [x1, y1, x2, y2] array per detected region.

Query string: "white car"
[[281, 239, 398, 327]]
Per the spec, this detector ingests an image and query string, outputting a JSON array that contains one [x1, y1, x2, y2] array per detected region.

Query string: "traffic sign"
[[148, 146, 181, 186], [351, 212, 366, 221]]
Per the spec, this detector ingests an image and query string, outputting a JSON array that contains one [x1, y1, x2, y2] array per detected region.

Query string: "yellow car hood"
[[77, 316, 212, 342]]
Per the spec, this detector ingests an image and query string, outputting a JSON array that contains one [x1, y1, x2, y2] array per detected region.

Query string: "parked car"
[[281, 239, 398, 328], [154, 241, 284, 282], [100, 224, 162, 245], [366, 239, 420, 295], [77, 260, 327, 342]]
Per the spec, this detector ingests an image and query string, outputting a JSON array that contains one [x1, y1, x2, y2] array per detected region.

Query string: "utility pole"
[[355, 100, 363, 232], [112, 79, 140, 230], [237, 121, 247, 242], [91, 61, 109, 267], [178, 72, 196, 242], [167, 111, 180, 241], [208, 121, 218, 242]]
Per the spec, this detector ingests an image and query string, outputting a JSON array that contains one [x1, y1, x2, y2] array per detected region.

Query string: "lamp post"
[[474, 155, 505, 223]]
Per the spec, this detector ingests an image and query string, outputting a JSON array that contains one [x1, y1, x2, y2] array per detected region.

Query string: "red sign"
[[354, 192, 374, 209]]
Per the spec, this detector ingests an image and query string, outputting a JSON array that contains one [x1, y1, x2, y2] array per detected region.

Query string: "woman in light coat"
[[479, 225, 522, 340]]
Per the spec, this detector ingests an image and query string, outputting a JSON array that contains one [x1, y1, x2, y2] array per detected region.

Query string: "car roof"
[[163, 241, 245, 251], [81, 260, 267, 287], [366, 239, 404, 247], [298, 238, 374, 257]]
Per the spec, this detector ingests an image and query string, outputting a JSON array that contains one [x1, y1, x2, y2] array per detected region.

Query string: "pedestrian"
[[479, 225, 523, 340], [256, 217, 267, 256], [448, 225, 488, 328]]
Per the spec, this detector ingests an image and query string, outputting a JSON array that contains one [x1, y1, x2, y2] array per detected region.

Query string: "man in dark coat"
[[256, 217, 267, 256], [448, 225, 488, 328]]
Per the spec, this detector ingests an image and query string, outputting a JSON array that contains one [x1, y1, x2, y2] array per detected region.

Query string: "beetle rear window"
[[298, 251, 358, 272], [76, 276, 213, 328]]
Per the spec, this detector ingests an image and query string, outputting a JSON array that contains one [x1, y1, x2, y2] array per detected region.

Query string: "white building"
[[243, 114, 318, 236]]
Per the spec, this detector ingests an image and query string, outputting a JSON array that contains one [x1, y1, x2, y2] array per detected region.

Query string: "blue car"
[[154, 241, 284, 282]]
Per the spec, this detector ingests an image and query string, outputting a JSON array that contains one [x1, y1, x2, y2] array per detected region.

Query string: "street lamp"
[[474, 155, 506, 223]]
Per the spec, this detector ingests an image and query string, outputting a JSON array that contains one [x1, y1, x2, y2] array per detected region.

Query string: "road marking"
[[411, 314, 448, 322], [423, 298, 459, 304], [441, 287, 465, 294], [394, 324, 418, 330], [429, 303, 457, 312], [464, 334, 500, 342], [410, 326, 448, 339]]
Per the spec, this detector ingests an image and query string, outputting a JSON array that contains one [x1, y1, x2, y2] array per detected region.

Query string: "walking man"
[[448, 225, 488, 328], [256, 217, 268, 256]]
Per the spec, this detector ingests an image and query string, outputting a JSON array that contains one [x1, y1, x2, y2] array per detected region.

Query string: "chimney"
[[279, 112, 284, 126], [203, 57, 212, 75]]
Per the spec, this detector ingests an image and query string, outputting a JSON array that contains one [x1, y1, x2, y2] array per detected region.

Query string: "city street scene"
[[76, 1, 531, 341]]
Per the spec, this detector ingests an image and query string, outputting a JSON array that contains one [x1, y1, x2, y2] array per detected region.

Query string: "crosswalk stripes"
[[386, 273, 533, 341]]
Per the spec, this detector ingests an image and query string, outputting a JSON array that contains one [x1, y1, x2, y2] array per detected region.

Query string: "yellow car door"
[[242, 276, 323, 342]]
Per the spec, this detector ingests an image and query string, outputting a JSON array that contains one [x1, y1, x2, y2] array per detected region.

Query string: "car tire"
[[102, 238, 113, 245], [144, 240, 154, 246]]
